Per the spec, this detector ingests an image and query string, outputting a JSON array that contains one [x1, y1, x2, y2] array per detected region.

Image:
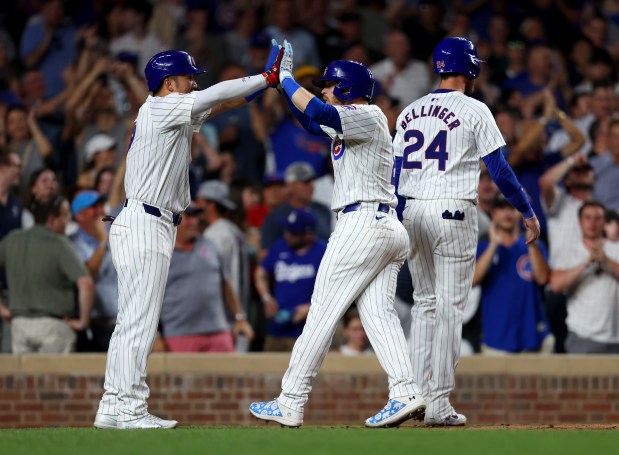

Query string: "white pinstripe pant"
[[403, 199, 478, 420], [279, 204, 421, 412], [97, 201, 176, 421]]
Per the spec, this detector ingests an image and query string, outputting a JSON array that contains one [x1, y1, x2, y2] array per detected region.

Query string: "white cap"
[[85, 134, 116, 163]]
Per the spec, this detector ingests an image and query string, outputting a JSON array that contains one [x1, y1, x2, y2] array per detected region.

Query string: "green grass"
[[1, 426, 617, 455]]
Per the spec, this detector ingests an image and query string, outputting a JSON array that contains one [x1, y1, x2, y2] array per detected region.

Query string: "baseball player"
[[249, 41, 425, 428], [393, 37, 541, 426], [94, 46, 283, 430]]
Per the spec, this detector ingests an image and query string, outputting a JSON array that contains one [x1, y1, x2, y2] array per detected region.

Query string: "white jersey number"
[[402, 129, 449, 171]]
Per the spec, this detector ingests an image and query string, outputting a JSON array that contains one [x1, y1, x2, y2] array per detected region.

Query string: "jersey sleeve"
[[392, 125, 405, 158], [473, 103, 506, 159], [333, 105, 381, 143], [151, 92, 197, 131]]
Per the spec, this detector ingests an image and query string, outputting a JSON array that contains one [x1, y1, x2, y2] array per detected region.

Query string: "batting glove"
[[262, 46, 284, 87], [279, 40, 293, 83], [246, 39, 283, 102]]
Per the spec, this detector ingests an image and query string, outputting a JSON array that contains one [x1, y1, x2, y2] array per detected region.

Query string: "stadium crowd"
[[1, 0, 619, 356]]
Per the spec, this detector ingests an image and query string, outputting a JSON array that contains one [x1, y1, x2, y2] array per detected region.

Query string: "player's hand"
[[233, 319, 255, 341], [279, 39, 294, 83], [292, 303, 310, 324], [523, 214, 541, 245], [265, 39, 282, 74], [262, 46, 284, 88]]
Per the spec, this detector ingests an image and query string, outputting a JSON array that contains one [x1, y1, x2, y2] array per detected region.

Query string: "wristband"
[[235, 312, 247, 321], [260, 293, 272, 304]]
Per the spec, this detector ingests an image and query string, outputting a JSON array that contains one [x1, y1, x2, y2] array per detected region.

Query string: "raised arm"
[[482, 148, 541, 244], [278, 40, 342, 132]]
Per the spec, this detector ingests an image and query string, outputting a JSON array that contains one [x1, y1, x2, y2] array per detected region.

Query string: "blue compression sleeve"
[[304, 98, 342, 131], [284, 95, 328, 137], [482, 148, 535, 218], [281, 77, 342, 131], [392, 156, 406, 221]]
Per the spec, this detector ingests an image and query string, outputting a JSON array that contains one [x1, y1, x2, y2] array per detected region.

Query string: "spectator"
[[0, 149, 22, 352], [477, 167, 499, 240], [540, 154, 595, 267], [255, 208, 326, 352], [0, 150, 22, 239], [550, 201, 619, 353], [109, 0, 165, 74], [401, 0, 447, 62], [265, 0, 321, 68], [0, 196, 94, 353], [4, 105, 52, 198], [160, 203, 253, 352], [337, 306, 372, 356], [257, 84, 331, 180], [473, 193, 553, 354], [196, 180, 250, 325], [606, 209, 619, 242], [69, 191, 117, 352], [591, 119, 619, 210], [370, 30, 431, 109], [260, 162, 332, 252], [205, 63, 267, 182], [539, 154, 595, 352], [21, 167, 60, 229], [77, 134, 117, 189], [508, 89, 585, 239], [19, 0, 77, 98]]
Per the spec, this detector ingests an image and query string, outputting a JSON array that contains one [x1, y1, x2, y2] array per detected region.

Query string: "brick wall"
[[1, 354, 618, 428]]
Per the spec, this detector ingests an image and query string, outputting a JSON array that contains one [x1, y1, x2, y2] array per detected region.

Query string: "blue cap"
[[72, 191, 105, 216], [282, 208, 317, 235], [263, 172, 284, 186]]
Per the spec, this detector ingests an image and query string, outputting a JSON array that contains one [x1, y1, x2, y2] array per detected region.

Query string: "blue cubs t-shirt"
[[477, 238, 550, 352], [261, 237, 327, 338]]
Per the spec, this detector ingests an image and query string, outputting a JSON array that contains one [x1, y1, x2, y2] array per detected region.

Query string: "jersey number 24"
[[402, 129, 448, 171]]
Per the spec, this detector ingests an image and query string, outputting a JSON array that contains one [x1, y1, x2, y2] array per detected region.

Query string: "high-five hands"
[[263, 42, 285, 87]]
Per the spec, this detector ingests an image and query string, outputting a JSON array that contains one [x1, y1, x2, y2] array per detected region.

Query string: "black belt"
[[124, 199, 182, 226], [342, 202, 390, 214]]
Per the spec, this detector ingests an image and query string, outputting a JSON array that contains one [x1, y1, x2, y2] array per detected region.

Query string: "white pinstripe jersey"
[[320, 104, 397, 212], [394, 90, 505, 201], [125, 92, 208, 213]]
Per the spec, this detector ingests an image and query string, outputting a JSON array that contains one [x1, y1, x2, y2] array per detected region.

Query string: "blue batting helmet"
[[144, 50, 206, 92], [432, 37, 483, 80], [313, 60, 375, 102]]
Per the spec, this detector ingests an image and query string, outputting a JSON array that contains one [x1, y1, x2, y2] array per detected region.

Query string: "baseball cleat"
[[364, 396, 426, 428], [425, 412, 467, 427], [249, 399, 303, 427], [94, 413, 118, 429], [117, 413, 178, 429]]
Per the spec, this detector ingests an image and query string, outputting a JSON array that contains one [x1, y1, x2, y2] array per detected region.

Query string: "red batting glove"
[[262, 47, 285, 87]]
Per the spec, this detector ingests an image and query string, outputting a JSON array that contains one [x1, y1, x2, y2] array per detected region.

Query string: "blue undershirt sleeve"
[[482, 148, 535, 218], [391, 156, 406, 221], [281, 78, 342, 132], [284, 95, 328, 137]]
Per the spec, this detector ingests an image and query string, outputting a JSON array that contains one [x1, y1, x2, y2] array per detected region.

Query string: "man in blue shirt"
[[69, 190, 118, 351], [255, 208, 327, 352], [473, 193, 553, 354]]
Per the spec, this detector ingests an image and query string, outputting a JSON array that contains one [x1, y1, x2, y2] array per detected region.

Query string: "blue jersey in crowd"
[[477, 238, 551, 352], [261, 237, 327, 338]]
